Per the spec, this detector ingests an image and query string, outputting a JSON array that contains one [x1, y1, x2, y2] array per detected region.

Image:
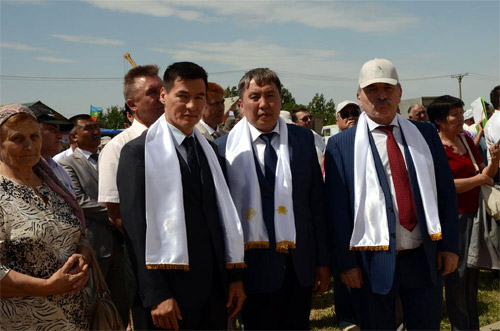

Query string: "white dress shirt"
[[199, 119, 220, 136], [485, 110, 500, 149], [248, 123, 280, 176], [366, 115, 422, 251], [98, 120, 147, 203]]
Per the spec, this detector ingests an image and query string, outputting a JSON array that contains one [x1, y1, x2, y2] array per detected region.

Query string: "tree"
[[281, 86, 299, 111], [307, 93, 336, 125], [224, 85, 238, 98], [97, 105, 125, 129]]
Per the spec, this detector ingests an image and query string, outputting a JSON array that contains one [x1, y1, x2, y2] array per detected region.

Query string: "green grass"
[[310, 270, 499, 330]]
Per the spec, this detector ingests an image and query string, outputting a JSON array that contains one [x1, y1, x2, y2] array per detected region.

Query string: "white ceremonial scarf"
[[351, 112, 442, 251], [144, 115, 245, 270], [225, 117, 296, 253]]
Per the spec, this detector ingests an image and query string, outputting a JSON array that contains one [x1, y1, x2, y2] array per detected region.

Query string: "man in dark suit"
[[215, 68, 330, 330], [324, 58, 459, 329], [117, 62, 245, 330], [59, 114, 128, 325]]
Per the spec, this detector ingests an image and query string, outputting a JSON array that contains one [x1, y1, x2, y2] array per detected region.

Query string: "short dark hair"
[[291, 107, 308, 123], [123, 65, 160, 100], [162, 62, 208, 93], [490, 85, 499, 110], [238, 68, 281, 99], [427, 95, 464, 130], [68, 114, 93, 133]]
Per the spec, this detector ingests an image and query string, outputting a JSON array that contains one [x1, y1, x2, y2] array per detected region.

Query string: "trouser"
[[352, 245, 443, 330], [333, 271, 358, 326], [242, 257, 313, 330], [445, 213, 480, 330]]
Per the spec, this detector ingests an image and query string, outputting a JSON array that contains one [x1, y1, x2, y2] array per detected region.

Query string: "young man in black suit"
[[117, 62, 245, 330]]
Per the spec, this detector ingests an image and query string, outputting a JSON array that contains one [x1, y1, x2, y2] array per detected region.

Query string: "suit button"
[[389, 207, 394, 213], [390, 233, 396, 238]]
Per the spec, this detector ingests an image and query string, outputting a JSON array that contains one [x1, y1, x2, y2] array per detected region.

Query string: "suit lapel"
[[74, 148, 98, 181]]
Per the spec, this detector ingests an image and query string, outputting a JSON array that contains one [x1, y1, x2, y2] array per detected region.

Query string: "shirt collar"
[[366, 114, 399, 132], [167, 121, 194, 147], [249, 121, 280, 143], [200, 119, 217, 135], [76, 147, 97, 159]]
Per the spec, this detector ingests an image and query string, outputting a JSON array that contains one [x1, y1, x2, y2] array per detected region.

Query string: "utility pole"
[[451, 73, 469, 100]]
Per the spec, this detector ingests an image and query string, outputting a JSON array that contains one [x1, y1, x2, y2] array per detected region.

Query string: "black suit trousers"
[[242, 256, 313, 330]]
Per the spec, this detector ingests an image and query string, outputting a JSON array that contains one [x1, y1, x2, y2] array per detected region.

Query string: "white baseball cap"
[[280, 110, 293, 124], [336, 100, 359, 115], [358, 58, 399, 88], [463, 109, 473, 120]]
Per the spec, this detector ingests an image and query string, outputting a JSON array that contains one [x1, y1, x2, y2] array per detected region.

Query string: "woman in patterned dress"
[[0, 104, 91, 330]]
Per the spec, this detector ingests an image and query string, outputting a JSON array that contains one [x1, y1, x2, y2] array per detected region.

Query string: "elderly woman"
[[0, 104, 90, 330], [427, 95, 499, 330]]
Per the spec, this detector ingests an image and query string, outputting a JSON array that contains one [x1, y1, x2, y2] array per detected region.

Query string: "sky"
[[1, 0, 499, 118]]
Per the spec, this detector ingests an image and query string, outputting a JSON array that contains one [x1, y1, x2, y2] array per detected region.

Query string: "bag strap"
[[459, 133, 480, 174], [88, 247, 109, 296]]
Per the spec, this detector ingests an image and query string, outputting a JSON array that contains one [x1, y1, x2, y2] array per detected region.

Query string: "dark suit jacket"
[[59, 148, 112, 258], [324, 121, 459, 295], [117, 132, 242, 311], [215, 124, 329, 294]]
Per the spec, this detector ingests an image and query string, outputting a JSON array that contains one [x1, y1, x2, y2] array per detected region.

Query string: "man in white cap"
[[336, 100, 360, 132], [324, 58, 459, 329], [462, 108, 485, 148]]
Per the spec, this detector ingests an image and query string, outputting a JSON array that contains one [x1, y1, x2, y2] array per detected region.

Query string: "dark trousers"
[[352, 245, 443, 330], [97, 230, 129, 326], [445, 213, 480, 330], [242, 257, 313, 330], [333, 273, 358, 326], [139, 286, 227, 330]]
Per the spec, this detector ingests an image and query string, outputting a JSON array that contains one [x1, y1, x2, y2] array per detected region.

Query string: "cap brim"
[[38, 118, 74, 131], [359, 77, 398, 89]]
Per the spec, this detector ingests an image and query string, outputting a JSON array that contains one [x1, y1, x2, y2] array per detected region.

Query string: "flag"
[[470, 97, 488, 130], [90, 105, 103, 121]]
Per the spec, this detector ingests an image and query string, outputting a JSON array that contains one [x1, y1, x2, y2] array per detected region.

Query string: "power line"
[[1, 71, 497, 83]]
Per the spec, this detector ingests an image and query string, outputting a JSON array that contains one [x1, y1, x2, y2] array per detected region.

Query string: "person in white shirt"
[[97, 65, 163, 328], [195, 82, 226, 141], [485, 86, 500, 150], [98, 65, 163, 229]]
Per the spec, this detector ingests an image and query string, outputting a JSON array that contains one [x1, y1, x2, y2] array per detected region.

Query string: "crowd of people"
[[0, 58, 499, 331]]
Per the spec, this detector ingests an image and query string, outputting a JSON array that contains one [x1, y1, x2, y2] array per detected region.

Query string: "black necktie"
[[89, 153, 99, 163], [260, 132, 277, 189], [183, 136, 201, 175]]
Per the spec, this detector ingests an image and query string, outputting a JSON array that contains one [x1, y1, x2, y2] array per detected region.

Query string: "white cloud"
[[149, 40, 356, 78], [50, 34, 124, 46], [0, 41, 54, 53], [82, 0, 419, 32], [35, 57, 77, 63]]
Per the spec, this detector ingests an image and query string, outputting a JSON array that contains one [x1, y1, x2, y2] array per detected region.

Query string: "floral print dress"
[[0, 174, 89, 330]]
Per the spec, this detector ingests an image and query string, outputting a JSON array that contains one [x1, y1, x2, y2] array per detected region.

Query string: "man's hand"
[[226, 280, 246, 319], [314, 266, 332, 294], [340, 267, 363, 288], [437, 251, 458, 276], [106, 202, 124, 234], [151, 298, 182, 330]]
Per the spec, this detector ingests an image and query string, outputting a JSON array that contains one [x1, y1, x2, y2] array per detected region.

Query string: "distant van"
[[321, 124, 339, 143]]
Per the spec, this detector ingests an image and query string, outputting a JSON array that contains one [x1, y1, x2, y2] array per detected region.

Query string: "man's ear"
[[159, 87, 167, 105]]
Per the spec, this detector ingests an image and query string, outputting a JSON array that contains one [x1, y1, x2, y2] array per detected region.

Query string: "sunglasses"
[[299, 115, 313, 122], [339, 109, 360, 119]]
